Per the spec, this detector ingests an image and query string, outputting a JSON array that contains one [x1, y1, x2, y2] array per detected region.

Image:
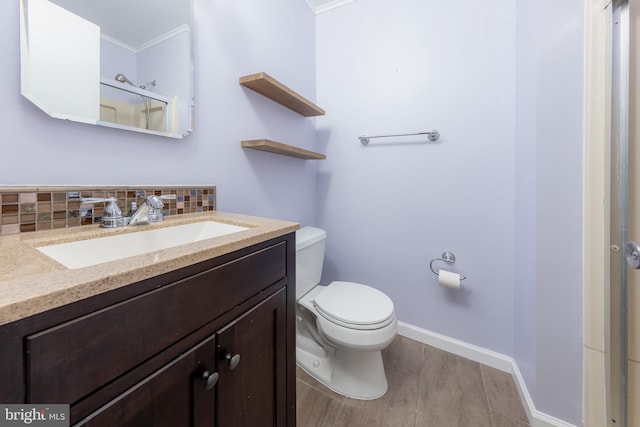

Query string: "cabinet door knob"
[[225, 353, 241, 370], [202, 370, 219, 390]]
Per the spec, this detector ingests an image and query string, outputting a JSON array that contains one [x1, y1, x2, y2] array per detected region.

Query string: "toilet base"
[[296, 345, 388, 400]]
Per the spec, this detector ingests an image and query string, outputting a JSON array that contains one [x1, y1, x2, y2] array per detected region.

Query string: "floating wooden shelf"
[[241, 139, 326, 160], [239, 72, 325, 117]]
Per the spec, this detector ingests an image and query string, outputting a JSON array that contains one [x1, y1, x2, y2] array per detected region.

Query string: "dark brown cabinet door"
[[79, 336, 216, 427], [216, 288, 287, 427]]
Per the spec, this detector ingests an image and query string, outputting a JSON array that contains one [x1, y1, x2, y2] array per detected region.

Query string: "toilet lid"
[[313, 281, 394, 328]]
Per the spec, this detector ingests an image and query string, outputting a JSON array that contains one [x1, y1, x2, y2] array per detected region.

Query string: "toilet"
[[295, 226, 397, 400]]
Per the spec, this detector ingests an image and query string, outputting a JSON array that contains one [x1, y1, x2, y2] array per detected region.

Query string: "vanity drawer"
[[25, 242, 286, 405]]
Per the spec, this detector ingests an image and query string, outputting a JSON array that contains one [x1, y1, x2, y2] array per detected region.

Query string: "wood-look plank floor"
[[296, 335, 530, 427]]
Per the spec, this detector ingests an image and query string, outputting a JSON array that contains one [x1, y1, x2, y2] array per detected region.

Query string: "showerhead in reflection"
[[113, 74, 158, 130], [114, 73, 136, 86]]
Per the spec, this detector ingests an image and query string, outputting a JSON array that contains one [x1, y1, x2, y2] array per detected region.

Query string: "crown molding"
[[101, 25, 190, 53], [305, 0, 356, 14]]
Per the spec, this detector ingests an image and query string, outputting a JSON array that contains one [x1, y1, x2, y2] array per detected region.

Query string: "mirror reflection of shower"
[[99, 73, 170, 134], [114, 73, 157, 130]]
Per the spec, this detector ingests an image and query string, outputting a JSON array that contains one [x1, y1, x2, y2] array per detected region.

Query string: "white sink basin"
[[37, 221, 250, 269]]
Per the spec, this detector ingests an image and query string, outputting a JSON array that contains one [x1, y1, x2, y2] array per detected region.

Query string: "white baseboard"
[[397, 321, 577, 427]]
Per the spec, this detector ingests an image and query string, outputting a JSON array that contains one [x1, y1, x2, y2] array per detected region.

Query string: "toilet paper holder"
[[429, 252, 467, 280]]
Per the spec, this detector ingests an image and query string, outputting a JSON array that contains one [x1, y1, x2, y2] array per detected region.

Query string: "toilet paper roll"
[[438, 269, 461, 289]]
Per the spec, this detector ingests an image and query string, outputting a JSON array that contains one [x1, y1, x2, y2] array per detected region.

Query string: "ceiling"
[[48, 0, 353, 51], [50, 0, 190, 50]]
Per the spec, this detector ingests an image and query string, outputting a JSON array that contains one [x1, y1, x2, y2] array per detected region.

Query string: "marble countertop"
[[0, 211, 299, 326]]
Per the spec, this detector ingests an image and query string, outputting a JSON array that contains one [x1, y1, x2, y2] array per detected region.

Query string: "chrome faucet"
[[128, 194, 176, 226], [81, 194, 176, 228]]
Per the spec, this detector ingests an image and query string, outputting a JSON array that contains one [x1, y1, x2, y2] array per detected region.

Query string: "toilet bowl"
[[295, 227, 397, 400]]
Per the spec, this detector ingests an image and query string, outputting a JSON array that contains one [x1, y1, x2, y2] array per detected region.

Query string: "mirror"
[[19, 0, 193, 138]]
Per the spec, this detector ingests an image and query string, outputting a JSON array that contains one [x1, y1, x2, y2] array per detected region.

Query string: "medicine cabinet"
[[19, 0, 194, 139]]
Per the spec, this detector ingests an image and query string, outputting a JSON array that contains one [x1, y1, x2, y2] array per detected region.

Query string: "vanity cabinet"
[[0, 233, 296, 427]]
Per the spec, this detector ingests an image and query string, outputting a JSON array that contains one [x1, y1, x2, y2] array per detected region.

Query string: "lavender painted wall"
[[1, 0, 318, 226], [101, 39, 136, 82], [101, 39, 138, 104], [514, 0, 538, 406], [318, 0, 584, 424], [137, 31, 192, 135], [316, 0, 517, 355], [531, 1, 585, 423]]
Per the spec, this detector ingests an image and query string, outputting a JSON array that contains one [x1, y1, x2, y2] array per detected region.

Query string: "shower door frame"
[[584, 0, 632, 424], [608, 0, 630, 425]]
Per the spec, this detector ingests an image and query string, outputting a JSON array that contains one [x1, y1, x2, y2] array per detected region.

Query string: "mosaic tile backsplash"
[[0, 186, 216, 236]]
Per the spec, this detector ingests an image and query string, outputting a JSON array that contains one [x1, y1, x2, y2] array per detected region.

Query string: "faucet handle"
[[147, 195, 176, 223], [103, 198, 123, 219], [101, 198, 126, 228], [80, 197, 127, 228], [81, 197, 112, 204], [145, 194, 175, 208]]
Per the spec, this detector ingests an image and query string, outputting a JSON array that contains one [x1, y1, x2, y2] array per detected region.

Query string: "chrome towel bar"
[[358, 130, 440, 145]]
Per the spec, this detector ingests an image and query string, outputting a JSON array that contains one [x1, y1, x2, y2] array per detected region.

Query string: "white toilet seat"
[[295, 280, 397, 399], [313, 281, 395, 330]]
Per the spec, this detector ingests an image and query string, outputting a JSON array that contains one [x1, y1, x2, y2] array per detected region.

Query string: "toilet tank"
[[295, 226, 327, 297]]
